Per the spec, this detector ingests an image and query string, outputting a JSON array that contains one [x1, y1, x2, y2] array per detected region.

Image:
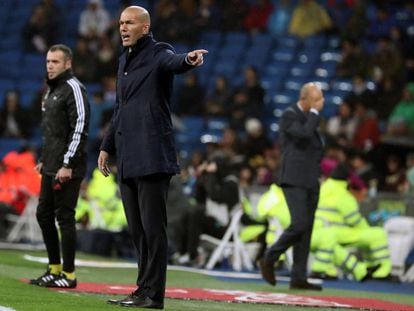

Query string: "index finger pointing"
[[192, 49, 208, 55]]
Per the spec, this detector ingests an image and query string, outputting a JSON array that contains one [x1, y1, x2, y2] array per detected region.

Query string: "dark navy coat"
[[101, 34, 194, 178], [278, 103, 324, 189]]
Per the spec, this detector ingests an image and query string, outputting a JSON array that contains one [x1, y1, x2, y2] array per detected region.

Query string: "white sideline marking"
[[23, 254, 322, 284]]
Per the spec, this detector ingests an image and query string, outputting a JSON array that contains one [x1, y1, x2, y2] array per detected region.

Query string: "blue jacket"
[[101, 34, 194, 178]]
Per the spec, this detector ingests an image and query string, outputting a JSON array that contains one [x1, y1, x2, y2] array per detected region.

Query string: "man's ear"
[[65, 60, 72, 70]]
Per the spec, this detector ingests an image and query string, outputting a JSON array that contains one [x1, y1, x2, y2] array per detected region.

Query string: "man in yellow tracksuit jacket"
[[315, 164, 392, 279], [76, 168, 127, 231]]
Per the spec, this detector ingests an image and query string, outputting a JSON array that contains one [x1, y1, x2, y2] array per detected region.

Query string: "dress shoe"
[[259, 258, 276, 286], [107, 290, 145, 305], [120, 295, 164, 309], [290, 280, 322, 291]]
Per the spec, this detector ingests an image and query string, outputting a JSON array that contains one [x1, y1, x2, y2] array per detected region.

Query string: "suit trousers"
[[265, 185, 319, 281], [119, 173, 171, 302], [36, 174, 82, 273]]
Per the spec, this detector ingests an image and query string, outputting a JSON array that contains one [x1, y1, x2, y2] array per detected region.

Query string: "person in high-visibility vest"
[[242, 183, 369, 281], [76, 167, 127, 231], [316, 163, 392, 279]]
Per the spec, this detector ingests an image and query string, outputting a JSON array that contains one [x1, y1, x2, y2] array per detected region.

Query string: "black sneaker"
[[39, 273, 77, 288], [29, 269, 59, 286]]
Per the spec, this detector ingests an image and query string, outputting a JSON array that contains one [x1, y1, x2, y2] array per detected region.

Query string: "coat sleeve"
[[280, 108, 321, 140], [63, 80, 90, 168], [155, 42, 194, 74]]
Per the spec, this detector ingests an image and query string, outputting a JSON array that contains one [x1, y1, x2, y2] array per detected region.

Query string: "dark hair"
[[48, 44, 73, 61]]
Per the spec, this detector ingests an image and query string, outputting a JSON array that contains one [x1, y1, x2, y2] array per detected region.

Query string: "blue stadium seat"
[[261, 75, 284, 93], [296, 49, 321, 64], [20, 91, 37, 108], [224, 32, 249, 46], [250, 33, 274, 49], [320, 50, 341, 63], [0, 138, 24, 159], [264, 60, 291, 77], [314, 61, 337, 78], [180, 116, 206, 138], [284, 77, 309, 92], [321, 103, 340, 118], [199, 31, 222, 46], [289, 63, 315, 78], [207, 117, 229, 131], [276, 35, 300, 49], [303, 35, 327, 49], [18, 79, 43, 95], [271, 48, 296, 63]]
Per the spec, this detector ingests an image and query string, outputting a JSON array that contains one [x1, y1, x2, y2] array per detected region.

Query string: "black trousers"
[[265, 185, 319, 281], [119, 173, 171, 302], [36, 175, 82, 273]]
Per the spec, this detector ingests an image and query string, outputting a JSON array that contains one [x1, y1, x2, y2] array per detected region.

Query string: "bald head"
[[299, 82, 324, 112], [119, 6, 151, 47], [124, 6, 150, 24]]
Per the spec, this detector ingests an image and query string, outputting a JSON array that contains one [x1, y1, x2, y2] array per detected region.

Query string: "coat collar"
[[126, 33, 153, 55], [46, 69, 73, 88]]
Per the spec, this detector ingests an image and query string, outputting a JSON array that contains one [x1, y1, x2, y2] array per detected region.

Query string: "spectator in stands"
[[72, 37, 98, 83], [174, 151, 239, 267], [345, 74, 377, 113], [386, 82, 414, 137], [374, 76, 402, 122], [174, 71, 205, 116], [205, 75, 232, 117], [154, 0, 196, 44], [232, 66, 265, 122], [194, 0, 221, 32], [0, 90, 32, 139], [243, 0, 273, 34], [379, 154, 407, 194], [102, 75, 117, 103], [325, 100, 357, 144], [404, 153, 414, 195], [228, 89, 251, 131], [336, 39, 369, 79], [370, 36, 404, 83], [219, 127, 243, 161], [219, 0, 249, 32], [267, 0, 291, 36], [242, 118, 271, 162], [78, 0, 111, 50], [95, 35, 118, 78], [288, 0, 333, 38], [352, 102, 381, 152], [366, 7, 396, 41], [22, 4, 58, 53], [349, 149, 380, 198], [340, 0, 367, 41]]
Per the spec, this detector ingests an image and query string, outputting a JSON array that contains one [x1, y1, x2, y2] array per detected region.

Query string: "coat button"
[[124, 72, 128, 76]]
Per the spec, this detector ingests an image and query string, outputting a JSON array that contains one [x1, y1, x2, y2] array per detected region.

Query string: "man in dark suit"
[[98, 6, 207, 309], [259, 82, 325, 291]]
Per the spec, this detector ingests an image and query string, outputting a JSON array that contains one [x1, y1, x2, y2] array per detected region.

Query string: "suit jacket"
[[278, 103, 323, 189], [101, 34, 194, 178]]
